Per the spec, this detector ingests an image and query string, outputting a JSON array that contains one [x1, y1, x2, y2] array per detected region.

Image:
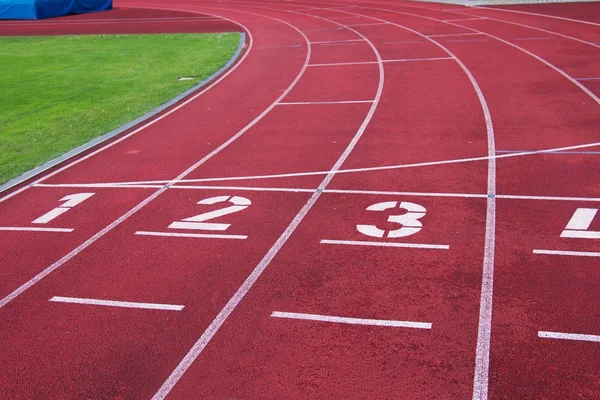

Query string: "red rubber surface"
[[1, 1, 600, 399]]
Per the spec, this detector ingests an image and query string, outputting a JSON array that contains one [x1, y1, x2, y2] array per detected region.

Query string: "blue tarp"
[[0, 0, 111, 19]]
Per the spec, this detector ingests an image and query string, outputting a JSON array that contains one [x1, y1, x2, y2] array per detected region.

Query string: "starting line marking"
[[539, 331, 600, 343], [277, 100, 374, 105], [135, 231, 247, 240], [320, 239, 449, 250], [271, 311, 432, 329], [0, 226, 73, 233], [533, 249, 600, 257], [49, 296, 184, 311]]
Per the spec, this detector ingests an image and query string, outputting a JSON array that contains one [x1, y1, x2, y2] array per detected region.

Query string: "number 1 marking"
[[32, 193, 95, 224], [560, 208, 600, 239]]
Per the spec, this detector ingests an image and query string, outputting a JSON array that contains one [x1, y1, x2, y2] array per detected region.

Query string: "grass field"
[[0, 33, 241, 185]]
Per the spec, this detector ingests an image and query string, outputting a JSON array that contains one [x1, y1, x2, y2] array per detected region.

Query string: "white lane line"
[[152, 11, 385, 400], [539, 331, 600, 342], [0, 9, 312, 310], [32, 184, 600, 202], [443, 17, 487, 22], [308, 57, 452, 66], [271, 311, 432, 329], [49, 296, 184, 311], [135, 231, 247, 240], [383, 40, 424, 44], [0, 226, 73, 233], [476, 6, 600, 28], [446, 38, 489, 43], [577, 77, 600, 81], [346, 22, 389, 27], [82, 140, 600, 187], [513, 37, 557, 41], [533, 249, 600, 257], [311, 39, 364, 44], [277, 100, 374, 105], [320, 239, 449, 250], [427, 32, 483, 37]]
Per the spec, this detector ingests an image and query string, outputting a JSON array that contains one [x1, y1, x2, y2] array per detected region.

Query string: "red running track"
[[1, 1, 600, 399]]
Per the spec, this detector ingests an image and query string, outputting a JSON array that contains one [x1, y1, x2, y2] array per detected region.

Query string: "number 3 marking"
[[357, 201, 427, 239], [168, 195, 251, 232]]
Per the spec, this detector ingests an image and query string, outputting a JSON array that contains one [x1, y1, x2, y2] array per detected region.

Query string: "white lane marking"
[[82, 139, 600, 187], [320, 239, 449, 250], [346, 22, 389, 27], [49, 296, 184, 311], [0, 10, 248, 205], [271, 311, 432, 329], [443, 17, 487, 22], [533, 249, 600, 257], [308, 57, 452, 66], [135, 231, 247, 240], [152, 12, 385, 400], [476, 6, 600, 28], [539, 331, 600, 342], [312, 39, 364, 43], [513, 37, 557, 41], [383, 40, 424, 44], [577, 77, 600, 81], [445, 11, 599, 49], [0, 9, 311, 309], [32, 184, 600, 202], [278, 100, 374, 105], [427, 32, 483, 37], [318, 42, 358, 46], [446, 38, 489, 42], [0, 226, 73, 233]]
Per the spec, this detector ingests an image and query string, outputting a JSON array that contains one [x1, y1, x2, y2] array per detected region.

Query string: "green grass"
[[0, 33, 240, 184]]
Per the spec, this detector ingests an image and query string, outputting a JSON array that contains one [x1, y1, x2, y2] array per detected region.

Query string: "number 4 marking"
[[560, 208, 600, 239], [32, 193, 95, 224]]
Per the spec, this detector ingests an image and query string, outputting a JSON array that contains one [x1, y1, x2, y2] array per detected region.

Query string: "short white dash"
[[49, 296, 184, 311], [539, 331, 600, 343], [533, 249, 600, 257], [0, 226, 73, 233], [135, 231, 247, 240], [271, 311, 432, 329], [277, 100, 373, 105], [321, 239, 449, 249], [427, 32, 483, 38]]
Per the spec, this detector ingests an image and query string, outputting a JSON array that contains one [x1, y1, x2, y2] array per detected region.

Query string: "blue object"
[[0, 0, 111, 20]]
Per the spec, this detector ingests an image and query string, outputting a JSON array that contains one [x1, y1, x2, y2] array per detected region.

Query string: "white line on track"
[[427, 32, 483, 37], [0, 226, 73, 233], [311, 39, 365, 43], [446, 38, 489, 42], [443, 17, 487, 22], [49, 296, 184, 310], [475, 6, 600, 28], [75, 139, 600, 187], [308, 57, 452, 66], [135, 231, 247, 240], [151, 10, 385, 400], [277, 100, 374, 104], [513, 37, 557, 41], [533, 249, 600, 257], [0, 10, 312, 310], [271, 311, 432, 329], [539, 331, 600, 342], [346, 22, 389, 26], [577, 77, 600, 81], [320, 239, 449, 249]]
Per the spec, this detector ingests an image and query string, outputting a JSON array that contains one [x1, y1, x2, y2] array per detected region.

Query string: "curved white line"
[[151, 6, 385, 399], [476, 5, 600, 28]]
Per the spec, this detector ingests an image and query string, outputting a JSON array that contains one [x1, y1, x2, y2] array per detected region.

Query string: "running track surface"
[[1, 1, 600, 399]]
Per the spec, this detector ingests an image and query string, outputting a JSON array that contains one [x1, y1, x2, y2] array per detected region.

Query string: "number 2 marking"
[[560, 208, 600, 239], [357, 201, 427, 239], [32, 193, 95, 224], [168, 195, 251, 232]]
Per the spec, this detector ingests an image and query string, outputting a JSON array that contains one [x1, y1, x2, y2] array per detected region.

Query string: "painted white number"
[[357, 201, 426, 239], [560, 208, 600, 239], [168, 195, 251, 232], [32, 193, 95, 224]]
